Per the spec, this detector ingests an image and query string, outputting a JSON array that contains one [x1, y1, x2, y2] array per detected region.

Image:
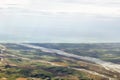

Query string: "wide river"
[[17, 43, 120, 73]]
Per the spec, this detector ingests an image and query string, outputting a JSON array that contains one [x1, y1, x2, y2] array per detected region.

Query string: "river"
[[17, 43, 120, 73]]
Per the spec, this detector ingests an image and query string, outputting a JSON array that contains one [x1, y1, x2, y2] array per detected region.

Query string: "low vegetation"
[[0, 43, 119, 80]]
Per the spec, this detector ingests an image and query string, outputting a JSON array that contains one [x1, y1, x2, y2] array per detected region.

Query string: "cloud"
[[0, 0, 120, 42], [54, 0, 120, 4], [0, 0, 120, 17]]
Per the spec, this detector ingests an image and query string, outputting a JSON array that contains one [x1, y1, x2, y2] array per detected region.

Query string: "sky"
[[0, 0, 120, 43]]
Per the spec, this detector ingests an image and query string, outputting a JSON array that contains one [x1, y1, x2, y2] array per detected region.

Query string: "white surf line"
[[16, 43, 120, 73]]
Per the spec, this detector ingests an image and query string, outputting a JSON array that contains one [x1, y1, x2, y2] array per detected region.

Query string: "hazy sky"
[[0, 0, 120, 43]]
